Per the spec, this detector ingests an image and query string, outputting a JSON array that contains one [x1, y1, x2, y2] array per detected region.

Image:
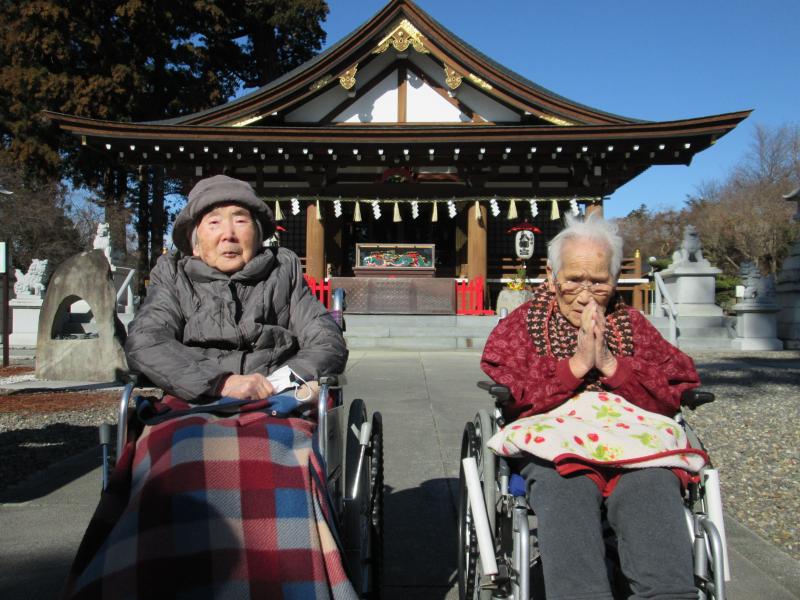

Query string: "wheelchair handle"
[[681, 389, 715, 410], [477, 381, 511, 406]]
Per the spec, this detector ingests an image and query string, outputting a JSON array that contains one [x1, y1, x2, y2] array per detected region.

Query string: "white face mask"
[[267, 365, 306, 396]]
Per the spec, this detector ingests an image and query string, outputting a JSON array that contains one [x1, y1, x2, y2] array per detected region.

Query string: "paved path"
[[1, 350, 798, 599]]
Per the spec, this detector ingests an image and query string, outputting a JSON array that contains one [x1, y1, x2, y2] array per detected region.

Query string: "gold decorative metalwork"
[[339, 64, 358, 90], [309, 75, 333, 92], [444, 65, 462, 90], [467, 73, 492, 90], [539, 113, 575, 126], [373, 19, 429, 54]]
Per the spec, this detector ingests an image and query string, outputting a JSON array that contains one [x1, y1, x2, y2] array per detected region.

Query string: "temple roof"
[[44, 0, 750, 199]]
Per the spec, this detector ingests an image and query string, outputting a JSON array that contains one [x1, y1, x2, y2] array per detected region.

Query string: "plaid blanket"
[[63, 396, 357, 600]]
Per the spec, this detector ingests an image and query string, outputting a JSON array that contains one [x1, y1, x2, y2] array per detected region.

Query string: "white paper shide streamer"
[[447, 200, 457, 219], [411, 200, 419, 219], [490, 197, 500, 217], [290, 197, 300, 216], [333, 199, 343, 218], [372, 200, 382, 220], [570, 198, 579, 216], [530, 199, 538, 218]]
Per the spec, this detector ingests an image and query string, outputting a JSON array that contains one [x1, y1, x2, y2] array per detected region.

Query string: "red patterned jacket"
[[480, 302, 700, 421]]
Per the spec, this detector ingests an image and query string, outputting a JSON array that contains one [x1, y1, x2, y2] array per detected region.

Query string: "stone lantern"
[[776, 187, 800, 348]]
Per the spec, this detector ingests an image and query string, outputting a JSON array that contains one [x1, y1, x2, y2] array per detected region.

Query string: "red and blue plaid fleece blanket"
[[63, 396, 357, 600]]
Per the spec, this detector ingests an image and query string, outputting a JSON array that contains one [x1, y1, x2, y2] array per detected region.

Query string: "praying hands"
[[569, 299, 618, 379]]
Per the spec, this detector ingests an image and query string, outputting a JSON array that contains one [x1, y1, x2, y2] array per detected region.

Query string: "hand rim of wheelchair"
[[342, 398, 383, 598]]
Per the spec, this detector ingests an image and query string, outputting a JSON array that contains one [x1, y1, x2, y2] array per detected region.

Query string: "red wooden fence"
[[456, 277, 493, 315], [303, 274, 331, 309]]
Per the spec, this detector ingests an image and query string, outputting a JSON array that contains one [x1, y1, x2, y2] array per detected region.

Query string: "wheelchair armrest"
[[681, 388, 715, 411], [477, 380, 511, 406], [320, 374, 339, 387]]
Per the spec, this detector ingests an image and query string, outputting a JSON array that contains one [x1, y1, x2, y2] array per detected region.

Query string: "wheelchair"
[[98, 372, 383, 599], [458, 383, 728, 600]]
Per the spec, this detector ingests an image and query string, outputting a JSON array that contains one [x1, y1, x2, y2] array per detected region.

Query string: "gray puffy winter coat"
[[124, 247, 347, 402]]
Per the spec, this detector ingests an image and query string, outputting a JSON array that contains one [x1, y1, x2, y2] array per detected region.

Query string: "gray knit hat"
[[173, 175, 275, 255]]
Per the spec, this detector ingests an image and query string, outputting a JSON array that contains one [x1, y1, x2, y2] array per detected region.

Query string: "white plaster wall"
[[335, 71, 398, 123], [406, 71, 467, 122]]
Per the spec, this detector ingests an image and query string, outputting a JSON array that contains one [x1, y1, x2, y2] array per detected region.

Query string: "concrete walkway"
[[1, 350, 798, 599]]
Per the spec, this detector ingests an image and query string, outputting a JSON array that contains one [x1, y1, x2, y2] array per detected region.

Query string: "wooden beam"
[[398, 63, 407, 123], [467, 202, 487, 283], [305, 203, 325, 281]]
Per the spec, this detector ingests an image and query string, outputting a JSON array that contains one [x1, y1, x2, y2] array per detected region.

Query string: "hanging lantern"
[[508, 198, 518, 220], [274, 200, 284, 221], [550, 199, 560, 220], [315, 199, 322, 221], [570, 198, 580, 216], [393, 201, 401, 222], [290, 197, 300, 216], [530, 199, 539, 218], [411, 200, 419, 219], [353, 200, 362, 222], [334, 198, 343, 218], [431, 201, 438, 222]]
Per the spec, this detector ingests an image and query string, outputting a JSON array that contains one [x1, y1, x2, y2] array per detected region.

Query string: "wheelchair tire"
[[369, 412, 384, 598], [473, 410, 496, 534], [343, 398, 377, 598], [458, 421, 491, 600]]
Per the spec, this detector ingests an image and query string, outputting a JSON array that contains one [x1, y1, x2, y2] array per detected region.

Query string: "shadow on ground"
[[0, 424, 103, 502], [381, 478, 459, 599]]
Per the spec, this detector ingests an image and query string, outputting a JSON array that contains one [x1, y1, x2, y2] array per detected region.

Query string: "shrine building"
[[46, 0, 749, 314]]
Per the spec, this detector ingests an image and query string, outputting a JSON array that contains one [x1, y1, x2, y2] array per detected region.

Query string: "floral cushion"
[[488, 391, 708, 472]]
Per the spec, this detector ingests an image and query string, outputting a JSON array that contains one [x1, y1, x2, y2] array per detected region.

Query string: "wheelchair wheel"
[[473, 410, 496, 534], [343, 398, 380, 598], [369, 412, 384, 598], [458, 422, 492, 600]]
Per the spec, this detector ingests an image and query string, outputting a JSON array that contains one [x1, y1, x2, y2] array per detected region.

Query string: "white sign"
[[0, 242, 6, 274]]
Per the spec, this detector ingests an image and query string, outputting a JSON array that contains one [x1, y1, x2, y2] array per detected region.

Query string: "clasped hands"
[[568, 299, 618, 380], [219, 373, 275, 400]]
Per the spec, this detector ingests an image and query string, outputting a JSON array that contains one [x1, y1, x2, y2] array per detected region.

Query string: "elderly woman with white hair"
[[481, 213, 703, 599]]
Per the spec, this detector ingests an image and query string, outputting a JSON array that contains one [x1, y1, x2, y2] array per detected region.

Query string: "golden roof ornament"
[[444, 65, 463, 90], [467, 73, 492, 91], [373, 19, 429, 54], [539, 113, 575, 126], [339, 64, 358, 90]]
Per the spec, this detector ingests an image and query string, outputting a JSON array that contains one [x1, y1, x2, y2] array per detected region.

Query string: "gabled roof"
[[159, 0, 640, 128]]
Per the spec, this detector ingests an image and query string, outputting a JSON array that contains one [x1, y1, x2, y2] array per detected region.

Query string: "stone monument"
[[659, 225, 723, 317], [731, 262, 782, 350], [776, 187, 800, 349], [9, 259, 50, 346], [35, 250, 128, 381]]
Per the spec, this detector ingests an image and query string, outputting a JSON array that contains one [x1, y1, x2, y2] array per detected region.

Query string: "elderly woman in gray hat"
[[125, 174, 347, 401], [64, 175, 355, 600]]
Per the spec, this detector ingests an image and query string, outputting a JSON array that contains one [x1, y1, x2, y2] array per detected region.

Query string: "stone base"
[[675, 303, 723, 317], [9, 298, 43, 347], [731, 338, 784, 351], [661, 266, 722, 317], [496, 289, 533, 315]]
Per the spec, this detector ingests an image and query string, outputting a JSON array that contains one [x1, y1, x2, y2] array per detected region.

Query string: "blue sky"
[[323, 0, 799, 218]]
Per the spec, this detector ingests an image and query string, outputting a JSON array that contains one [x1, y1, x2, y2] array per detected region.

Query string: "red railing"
[[304, 274, 331, 309], [456, 276, 493, 315]]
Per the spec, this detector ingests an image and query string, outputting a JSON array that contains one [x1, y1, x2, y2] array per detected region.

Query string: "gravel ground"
[[1, 353, 798, 562], [683, 350, 800, 561]]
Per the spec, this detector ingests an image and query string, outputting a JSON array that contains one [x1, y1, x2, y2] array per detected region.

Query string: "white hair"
[[547, 212, 624, 279]]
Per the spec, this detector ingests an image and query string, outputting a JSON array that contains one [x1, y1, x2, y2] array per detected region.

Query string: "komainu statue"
[[671, 224, 709, 266], [14, 258, 50, 299]]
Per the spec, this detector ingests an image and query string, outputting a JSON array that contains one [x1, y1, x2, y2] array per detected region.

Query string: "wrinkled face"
[[192, 204, 257, 273], [547, 238, 615, 327]]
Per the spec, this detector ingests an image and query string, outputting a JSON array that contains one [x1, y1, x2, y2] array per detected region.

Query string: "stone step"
[[676, 337, 733, 351]]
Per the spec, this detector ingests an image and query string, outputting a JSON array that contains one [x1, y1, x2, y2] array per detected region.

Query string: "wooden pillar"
[[585, 199, 604, 218], [466, 202, 487, 282], [306, 203, 325, 281]]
